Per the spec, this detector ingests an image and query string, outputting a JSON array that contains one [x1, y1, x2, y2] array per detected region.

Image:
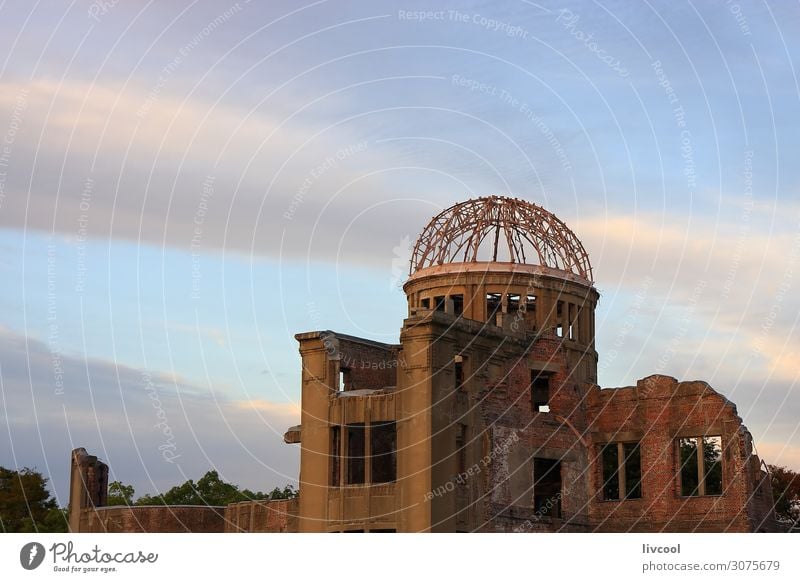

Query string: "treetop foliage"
[[0, 466, 67, 533], [108, 470, 297, 507]]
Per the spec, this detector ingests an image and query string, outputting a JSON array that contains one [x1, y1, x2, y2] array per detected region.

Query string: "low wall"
[[77, 505, 226, 533], [224, 498, 299, 532]]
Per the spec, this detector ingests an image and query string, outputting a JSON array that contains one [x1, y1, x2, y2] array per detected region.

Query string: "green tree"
[[0, 466, 66, 533], [265, 485, 298, 500], [768, 465, 800, 526], [191, 470, 244, 505], [39, 507, 69, 533], [135, 470, 295, 506], [107, 481, 135, 506]]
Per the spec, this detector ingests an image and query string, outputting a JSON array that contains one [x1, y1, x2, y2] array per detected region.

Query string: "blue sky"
[[0, 0, 799, 504]]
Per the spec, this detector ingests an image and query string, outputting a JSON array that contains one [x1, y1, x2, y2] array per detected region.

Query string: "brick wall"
[[476, 332, 592, 532], [224, 498, 299, 532], [332, 335, 400, 391], [463, 337, 776, 532], [587, 374, 776, 532], [79, 506, 226, 533]]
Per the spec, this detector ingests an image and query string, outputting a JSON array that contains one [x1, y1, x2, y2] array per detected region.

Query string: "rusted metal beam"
[[409, 196, 593, 281]]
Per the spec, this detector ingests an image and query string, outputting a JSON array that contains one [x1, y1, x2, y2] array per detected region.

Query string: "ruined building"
[[70, 196, 777, 532]]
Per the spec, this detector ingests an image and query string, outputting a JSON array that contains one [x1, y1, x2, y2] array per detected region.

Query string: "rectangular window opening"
[[601, 443, 620, 500], [601, 442, 642, 500], [452, 294, 464, 317], [434, 295, 446, 312], [420, 297, 430, 309], [679, 436, 723, 497], [370, 422, 396, 484], [623, 442, 642, 499], [567, 304, 575, 340], [507, 293, 521, 312], [486, 293, 502, 323], [525, 295, 537, 330], [346, 424, 365, 485], [531, 371, 550, 413], [679, 437, 700, 496], [703, 436, 723, 496], [533, 458, 562, 518], [339, 367, 351, 392], [454, 358, 464, 390]]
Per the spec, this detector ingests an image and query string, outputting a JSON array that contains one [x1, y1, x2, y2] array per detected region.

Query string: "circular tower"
[[403, 195, 599, 383]]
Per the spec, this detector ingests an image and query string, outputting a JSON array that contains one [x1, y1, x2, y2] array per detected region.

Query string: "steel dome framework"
[[409, 196, 593, 282]]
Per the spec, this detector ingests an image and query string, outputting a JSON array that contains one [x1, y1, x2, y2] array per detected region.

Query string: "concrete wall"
[[295, 331, 401, 532]]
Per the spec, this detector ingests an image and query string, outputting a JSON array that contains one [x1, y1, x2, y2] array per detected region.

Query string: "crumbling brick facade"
[[588, 375, 775, 532]]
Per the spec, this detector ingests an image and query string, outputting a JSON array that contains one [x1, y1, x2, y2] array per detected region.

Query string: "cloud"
[[232, 398, 300, 416], [0, 326, 299, 505], [575, 208, 800, 473], [582, 207, 800, 380], [0, 78, 446, 268], [749, 336, 800, 384]]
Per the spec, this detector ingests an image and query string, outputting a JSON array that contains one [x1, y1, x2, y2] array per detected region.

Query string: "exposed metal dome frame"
[[409, 196, 593, 282]]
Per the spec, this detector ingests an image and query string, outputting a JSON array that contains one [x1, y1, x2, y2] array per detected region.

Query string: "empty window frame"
[[507, 293, 521, 313], [486, 293, 502, 323], [525, 295, 537, 330], [624, 442, 643, 499], [531, 371, 551, 413], [452, 294, 464, 316], [370, 422, 396, 484], [556, 301, 565, 337], [434, 295, 446, 312], [568, 304, 575, 340], [420, 297, 431, 309], [600, 442, 642, 500], [679, 436, 723, 496], [454, 356, 464, 390], [339, 367, 351, 392], [346, 424, 366, 485], [533, 458, 562, 518], [334, 422, 397, 487]]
